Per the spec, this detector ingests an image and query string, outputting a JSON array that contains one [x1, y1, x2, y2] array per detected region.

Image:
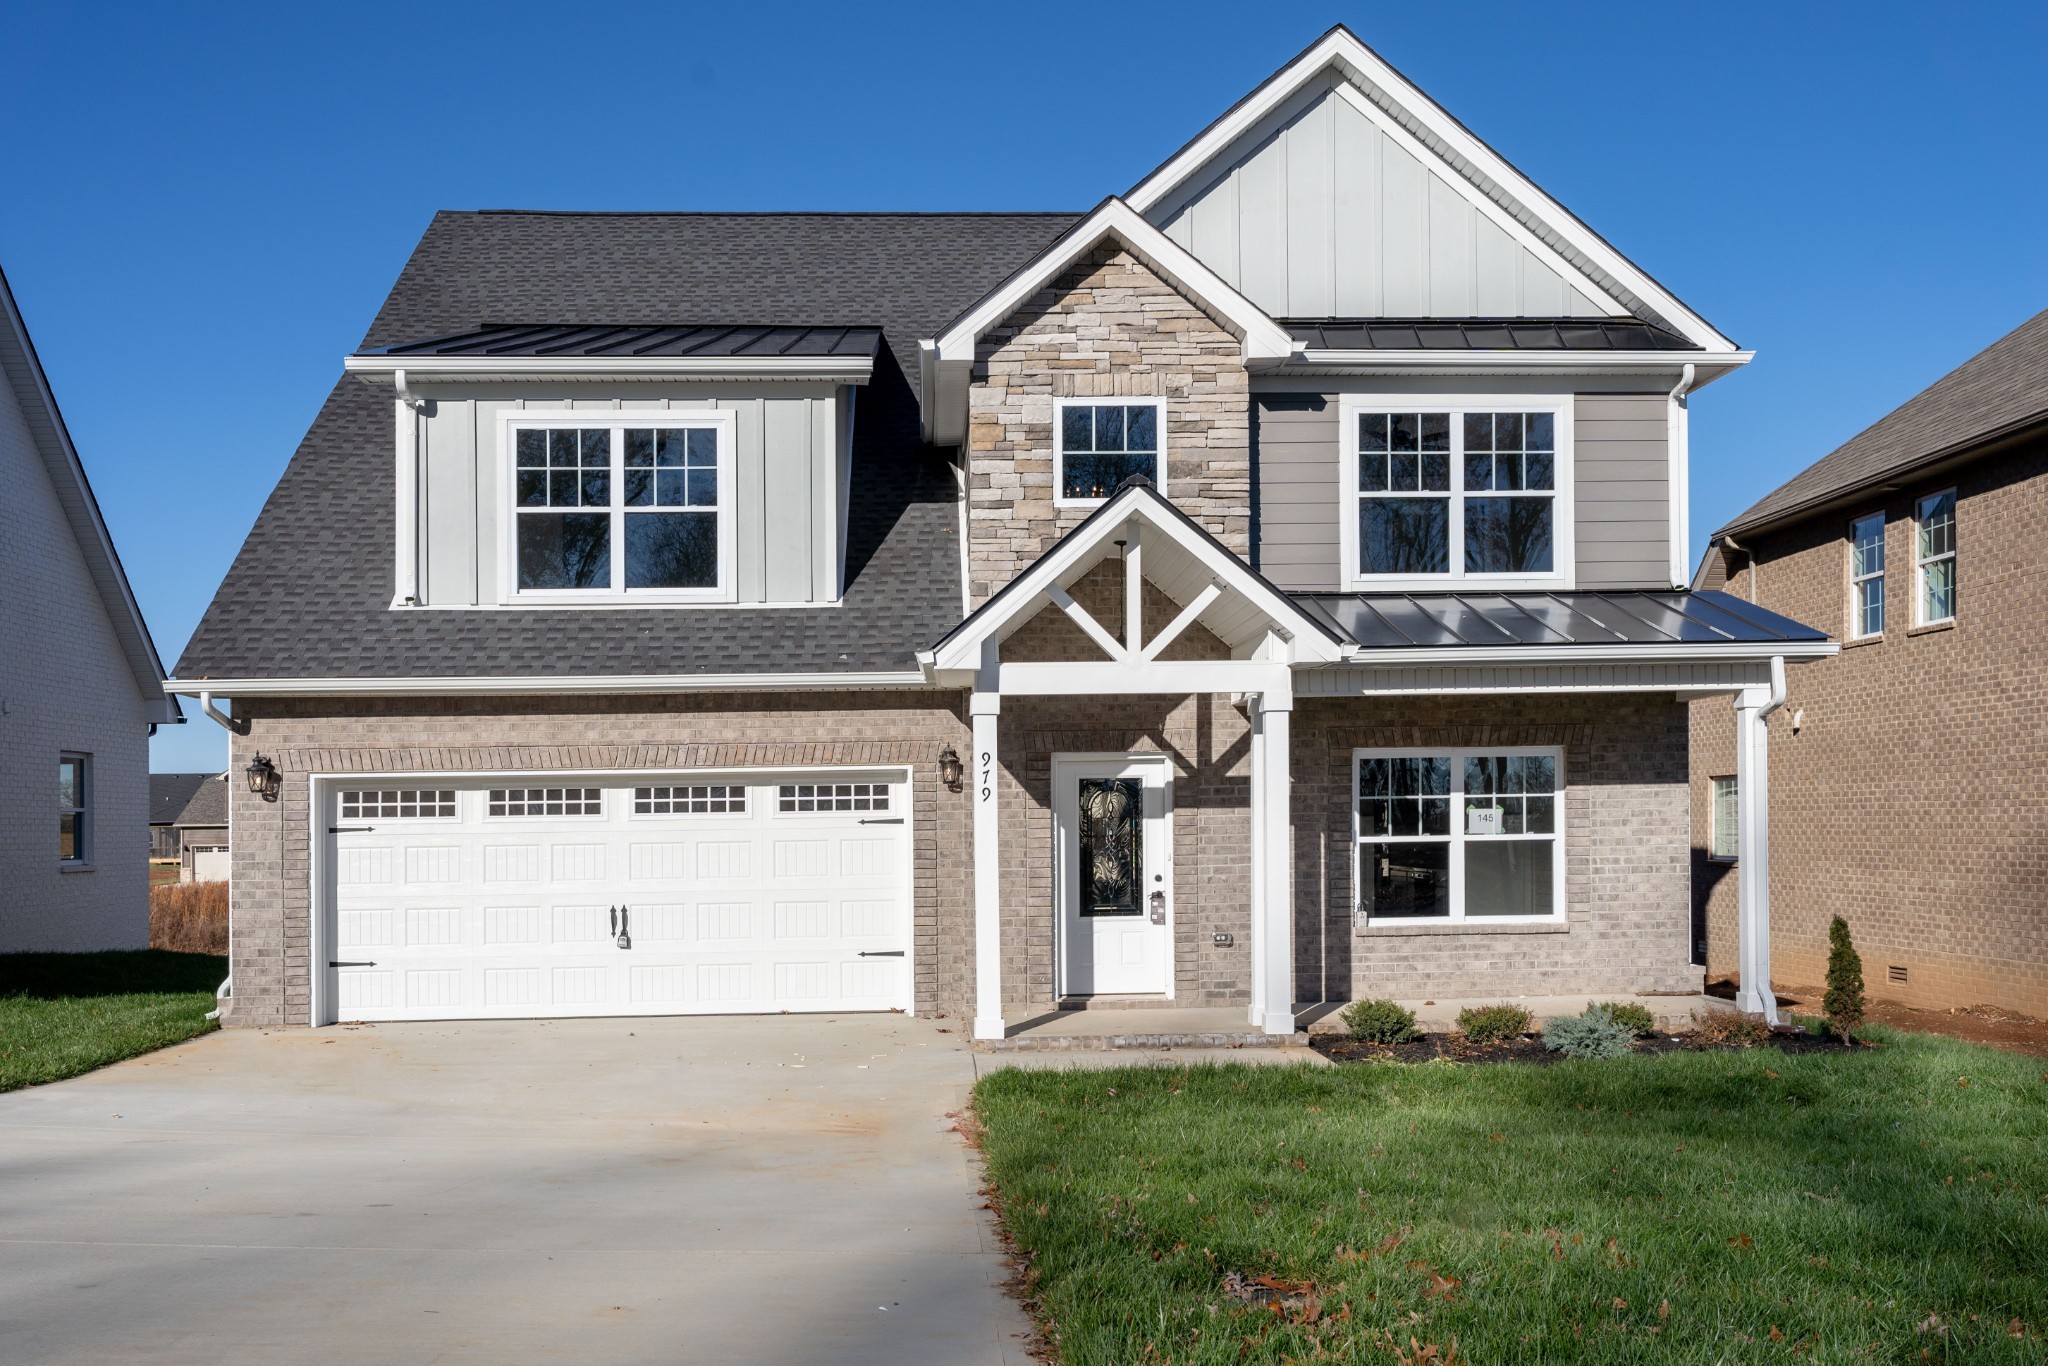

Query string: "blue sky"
[[3, 1, 2043, 773]]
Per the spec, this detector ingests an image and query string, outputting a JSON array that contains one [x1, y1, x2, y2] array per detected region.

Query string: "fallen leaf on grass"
[[1728, 1233, 1754, 1250]]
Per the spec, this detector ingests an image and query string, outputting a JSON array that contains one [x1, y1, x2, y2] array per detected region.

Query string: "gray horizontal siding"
[[1574, 392, 1670, 589], [1254, 394, 1341, 590]]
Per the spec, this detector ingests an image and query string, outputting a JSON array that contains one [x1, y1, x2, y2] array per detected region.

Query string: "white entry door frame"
[[1052, 753, 1174, 999]]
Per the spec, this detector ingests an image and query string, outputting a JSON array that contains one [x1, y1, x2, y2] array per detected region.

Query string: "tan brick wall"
[[966, 244, 1250, 603], [222, 692, 975, 1027], [1691, 438, 2048, 1015], [1295, 693, 1697, 1002]]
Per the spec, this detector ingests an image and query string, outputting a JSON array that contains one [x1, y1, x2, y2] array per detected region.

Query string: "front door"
[[1055, 755, 1172, 996]]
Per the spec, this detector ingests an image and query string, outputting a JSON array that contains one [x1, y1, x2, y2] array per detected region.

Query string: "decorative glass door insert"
[[1076, 777, 1144, 916]]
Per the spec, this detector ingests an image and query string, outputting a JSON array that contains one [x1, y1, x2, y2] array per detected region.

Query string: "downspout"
[[394, 369, 424, 608], [1722, 535, 1756, 603], [1667, 363, 1695, 589], [195, 692, 244, 1018]]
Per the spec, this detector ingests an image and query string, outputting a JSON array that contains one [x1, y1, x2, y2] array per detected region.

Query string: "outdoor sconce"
[[938, 745, 964, 793], [246, 753, 281, 803]]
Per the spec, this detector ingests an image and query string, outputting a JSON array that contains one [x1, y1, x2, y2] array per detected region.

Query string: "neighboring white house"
[[0, 263, 179, 952]]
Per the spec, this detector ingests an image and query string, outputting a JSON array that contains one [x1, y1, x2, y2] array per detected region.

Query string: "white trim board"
[[1123, 26, 1740, 353]]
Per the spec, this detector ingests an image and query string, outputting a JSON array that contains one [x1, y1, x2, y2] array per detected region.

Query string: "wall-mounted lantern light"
[[246, 753, 281, 803], [937, 745, 964, 794]]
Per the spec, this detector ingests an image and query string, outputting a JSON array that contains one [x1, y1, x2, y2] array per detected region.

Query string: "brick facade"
[[1297, 693, 1697, 1002], [1690, 438, 2048, 1015], [966, 244, 1250, 603]]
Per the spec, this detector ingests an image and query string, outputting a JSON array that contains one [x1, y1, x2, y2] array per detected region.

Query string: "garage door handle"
[[330, 961, 377, 968], [858, 950, 905, 958], [329, 826, 374, 833], [859, 817, 904, 825]]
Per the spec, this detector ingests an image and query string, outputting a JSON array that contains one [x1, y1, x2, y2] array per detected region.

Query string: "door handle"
[[616, 903, 631, 950], [857, 950, 905, 958], [329, 961, 377, 968], [329, 826, 374, 834], [858, 817, 904, 825], [1149, 890, 1167, 925]]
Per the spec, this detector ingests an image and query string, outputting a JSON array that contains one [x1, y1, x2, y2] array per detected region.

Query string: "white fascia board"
[[164, 671, 930, 698], [928, 484, 1344, 672], [922, 199, 1294, 446], [344, 354, 874, 384], [1122, 26, 1741, 354], [1336, 640, 1838, 667], [1279, 350, 1752, 385]]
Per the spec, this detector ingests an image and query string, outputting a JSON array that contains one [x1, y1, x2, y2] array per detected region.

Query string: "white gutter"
[[1761, 653, 1788, 719], [345, 354, 874, 383], [1282, 349, 1753, 376], [167, 670, 931, 698], [1332, 640, 1836, 668], [1667, 363, 1696, 588]]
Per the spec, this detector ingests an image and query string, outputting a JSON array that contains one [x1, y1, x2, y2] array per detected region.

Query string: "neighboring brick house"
[[174, 26, 1831, 1035], [1692, 308, 2048, 1017], [0, 263, 179, 952], [150, 772, 230, 881]]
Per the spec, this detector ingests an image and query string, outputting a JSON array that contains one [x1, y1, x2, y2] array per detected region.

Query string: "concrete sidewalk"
[[0, 1015, 1034, 1365]]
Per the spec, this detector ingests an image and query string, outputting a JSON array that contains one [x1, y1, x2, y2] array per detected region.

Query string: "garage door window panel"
[[340, 789, 457, 820], [634, 784, 747, 815], [488, 788, 604, 818], [778, 782, 890, 813]]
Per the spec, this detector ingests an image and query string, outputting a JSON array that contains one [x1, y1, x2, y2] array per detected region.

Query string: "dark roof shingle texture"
[[177, 212, 1079, 681], [1720, 306, 2048, 536]]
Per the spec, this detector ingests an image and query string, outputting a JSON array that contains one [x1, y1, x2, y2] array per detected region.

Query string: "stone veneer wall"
[[965, 244, 1250, 604], [1293, 693, 1698, 1002], [222, 693, 973, 1027], [1691, 440, 2048, 1015]]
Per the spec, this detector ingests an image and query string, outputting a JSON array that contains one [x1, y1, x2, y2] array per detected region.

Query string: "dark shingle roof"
[[151, 772, 228, 826], [363, 323, 882, 359], [150, 773, 210, 824], [1719, 306, 2048, 537], [1285, 318, 1698, 352], [177, 211, 1080, 681], [1294, 590, 1827, 650]]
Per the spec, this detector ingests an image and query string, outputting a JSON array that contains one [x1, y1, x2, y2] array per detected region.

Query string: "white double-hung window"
[[1849, 512, 1885, 638], [1353, 748, 1565, 923], [1055, 399, 1163, 505], [1340, 398, 1572, 588], [1916, 489, 1956, 624], [505, 414, 734, 601]]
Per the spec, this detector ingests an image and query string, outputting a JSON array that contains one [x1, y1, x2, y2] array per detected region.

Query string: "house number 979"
[[979, 750, 993, 803]]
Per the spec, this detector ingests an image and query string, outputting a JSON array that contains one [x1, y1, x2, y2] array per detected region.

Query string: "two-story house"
[[175, 27, 1831, 1036], [1693, 307, 2048, 1018], [2, 263, 179, 952]]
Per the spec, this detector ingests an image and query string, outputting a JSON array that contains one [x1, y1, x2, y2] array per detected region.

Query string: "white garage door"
[[324, 772, 910, 1022]]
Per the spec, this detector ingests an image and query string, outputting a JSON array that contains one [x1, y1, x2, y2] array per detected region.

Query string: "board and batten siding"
[[409, 385, 848, 607], [1153, 77, 1620, 321], [1252, 389, 1672, 593]]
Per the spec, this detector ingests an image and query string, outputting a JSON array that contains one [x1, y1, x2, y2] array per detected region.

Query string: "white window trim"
[[59, 753, 90, 866], [1915, 487, 1957, 626], [1337, 395, 1574, 592], [1848, 510, 1886, 640], [1052, 397, 1166, 509], [1350, 745, 1567, 926], [1709, 774, 1739, 862], [500, 411, 737, 604]]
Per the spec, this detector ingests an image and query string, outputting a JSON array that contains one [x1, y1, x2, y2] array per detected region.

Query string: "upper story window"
[[1056, 400, 1162, 505], [507, 415, 733, 601], [1339, 398, 1571, 589], [1849, 512, 1885, 638], [59, 754, 89, 864], [1916, 489, 1956, 624]]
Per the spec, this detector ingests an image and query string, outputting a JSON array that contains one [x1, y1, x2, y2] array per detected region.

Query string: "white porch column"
[[1255, 687, 1295, 1035], [1246, 698, 1267, 1028], [971, 645, 1005, 1041], [1734, 660, 1786, 1025]]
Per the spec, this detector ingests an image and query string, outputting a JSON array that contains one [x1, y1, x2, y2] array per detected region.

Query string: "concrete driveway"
[[0, 1015, 1034, 1364]]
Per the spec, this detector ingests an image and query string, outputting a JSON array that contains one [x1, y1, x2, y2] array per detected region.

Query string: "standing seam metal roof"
[[362, 323, 884, 359], [1292, 590, 1827, 651]]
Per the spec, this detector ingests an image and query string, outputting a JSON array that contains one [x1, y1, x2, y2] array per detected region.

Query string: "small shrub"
[[1543, 1005, 1636, 1059], [1341, 998, 1421, 1044], [1595, 1000, 1658, 1038], [1691, 1009, 1770, 1048], [149, 881, 229, 955], [1455, 1003, 1533, 1044], [1823, 914, 1867, 1044]]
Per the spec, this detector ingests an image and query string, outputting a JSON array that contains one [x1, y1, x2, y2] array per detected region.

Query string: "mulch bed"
[[1310, 1028, 1866, 1066]]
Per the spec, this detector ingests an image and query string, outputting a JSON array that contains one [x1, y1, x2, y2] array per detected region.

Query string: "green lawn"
[[973, 1030, 2048, 1363], [0, 950, 226, 1093]]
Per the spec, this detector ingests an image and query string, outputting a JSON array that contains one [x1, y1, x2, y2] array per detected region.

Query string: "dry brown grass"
[[149, 881, 228, 955]]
